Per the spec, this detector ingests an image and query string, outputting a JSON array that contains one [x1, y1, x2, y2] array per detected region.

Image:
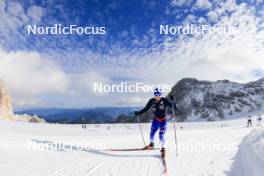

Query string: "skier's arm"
[[135, 99, 153, 115]]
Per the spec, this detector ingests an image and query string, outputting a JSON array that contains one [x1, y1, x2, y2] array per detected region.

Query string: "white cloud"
[[0, 48, 118, 108], [178, 41, 264, 83], [170, 0, 193, 7], [206, 11, 218, 22], [69, 71, 112, 96], [0, 1, 45, 50], [104, 0, 264, 89], [197, 17, 207, 23], [0, 1, 29, 47], [192, 0, 212, 10], [184, 14, 198, 24], [6, 1, 24, 16], [0, 0, 264, 109], [27, 6, 44, 23], [0, 49, 69, 107], [149, 0, 264, 84], [1, 3, 25, 30]]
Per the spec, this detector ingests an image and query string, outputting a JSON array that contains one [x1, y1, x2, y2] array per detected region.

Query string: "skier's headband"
[[154, 89, 162, 96], [154, 92, 161, 96]]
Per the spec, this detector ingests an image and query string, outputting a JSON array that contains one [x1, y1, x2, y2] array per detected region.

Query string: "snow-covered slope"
[[0, 117, 262, 176], [229, 129, 264, 176]]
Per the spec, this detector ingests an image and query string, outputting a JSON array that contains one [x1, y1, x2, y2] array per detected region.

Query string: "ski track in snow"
[[51, 160, 105, 176], [0, 118, 263, 176]]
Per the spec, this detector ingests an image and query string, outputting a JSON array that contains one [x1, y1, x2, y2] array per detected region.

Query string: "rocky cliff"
[[0, 80, 14, 119], [0, 80, 45, 123], [169, 78, 264, 121]]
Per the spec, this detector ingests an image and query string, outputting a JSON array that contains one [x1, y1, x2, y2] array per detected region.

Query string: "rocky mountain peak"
[[0, 80, 13, 119], [0, 79, 45, 123], [170, 78, 264, 122]]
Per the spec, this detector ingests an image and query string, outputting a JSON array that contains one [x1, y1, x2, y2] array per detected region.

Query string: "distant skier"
[[247, 115, 252, 127], [135, 88, 177, 157], [82, 124, 86, 129], [257, 115, 262, 126]]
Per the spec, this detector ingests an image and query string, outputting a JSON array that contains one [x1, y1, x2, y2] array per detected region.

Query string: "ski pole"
[[173, 118, 178, 156], [171, 97, 178, 156], [136, 115, 146, 147]]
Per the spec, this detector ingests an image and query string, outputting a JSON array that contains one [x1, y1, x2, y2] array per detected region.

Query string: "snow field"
[[0, 118, 262, 176]]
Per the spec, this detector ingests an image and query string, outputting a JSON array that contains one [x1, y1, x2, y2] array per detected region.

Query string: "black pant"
[[247, 120, 252, 126]]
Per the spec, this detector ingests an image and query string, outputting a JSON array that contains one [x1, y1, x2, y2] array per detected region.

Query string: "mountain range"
[[118, 78, 264, 122], [16, 107, 137, 124], [169, 78, 264, 121], [16, 78, 264, 123]]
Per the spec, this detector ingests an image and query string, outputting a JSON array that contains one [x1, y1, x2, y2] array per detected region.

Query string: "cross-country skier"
[[134, 88, 177, 157], [247, 115, 252, 127]]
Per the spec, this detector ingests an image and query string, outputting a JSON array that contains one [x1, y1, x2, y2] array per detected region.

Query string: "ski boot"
[[144, 142, 154, 150], [160, 147, 166, 158]]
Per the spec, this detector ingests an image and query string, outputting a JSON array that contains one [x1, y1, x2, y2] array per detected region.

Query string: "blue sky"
[[0, 0, 264, 109]]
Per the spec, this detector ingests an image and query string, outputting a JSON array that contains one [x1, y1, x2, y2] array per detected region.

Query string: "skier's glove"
[[134, 111, 140, 116]]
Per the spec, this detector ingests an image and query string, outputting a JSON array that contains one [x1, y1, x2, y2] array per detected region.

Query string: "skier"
[[257, 115, 262, 126], [247, 115, 252, 127], [134, 88, 177, 157]]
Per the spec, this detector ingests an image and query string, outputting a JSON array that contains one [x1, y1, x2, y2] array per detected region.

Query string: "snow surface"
[[228, 129, 264, 176], [0, 118, 263, 176]]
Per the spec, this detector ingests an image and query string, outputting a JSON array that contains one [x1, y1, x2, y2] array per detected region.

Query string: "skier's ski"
[[160, 149, 167, 175], [109, 147, 159, 151], [161, 155, 167, 175]]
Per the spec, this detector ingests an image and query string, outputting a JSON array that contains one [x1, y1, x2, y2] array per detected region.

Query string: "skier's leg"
[[150, 119, 159, 144], [159, 120, 167, 148]]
